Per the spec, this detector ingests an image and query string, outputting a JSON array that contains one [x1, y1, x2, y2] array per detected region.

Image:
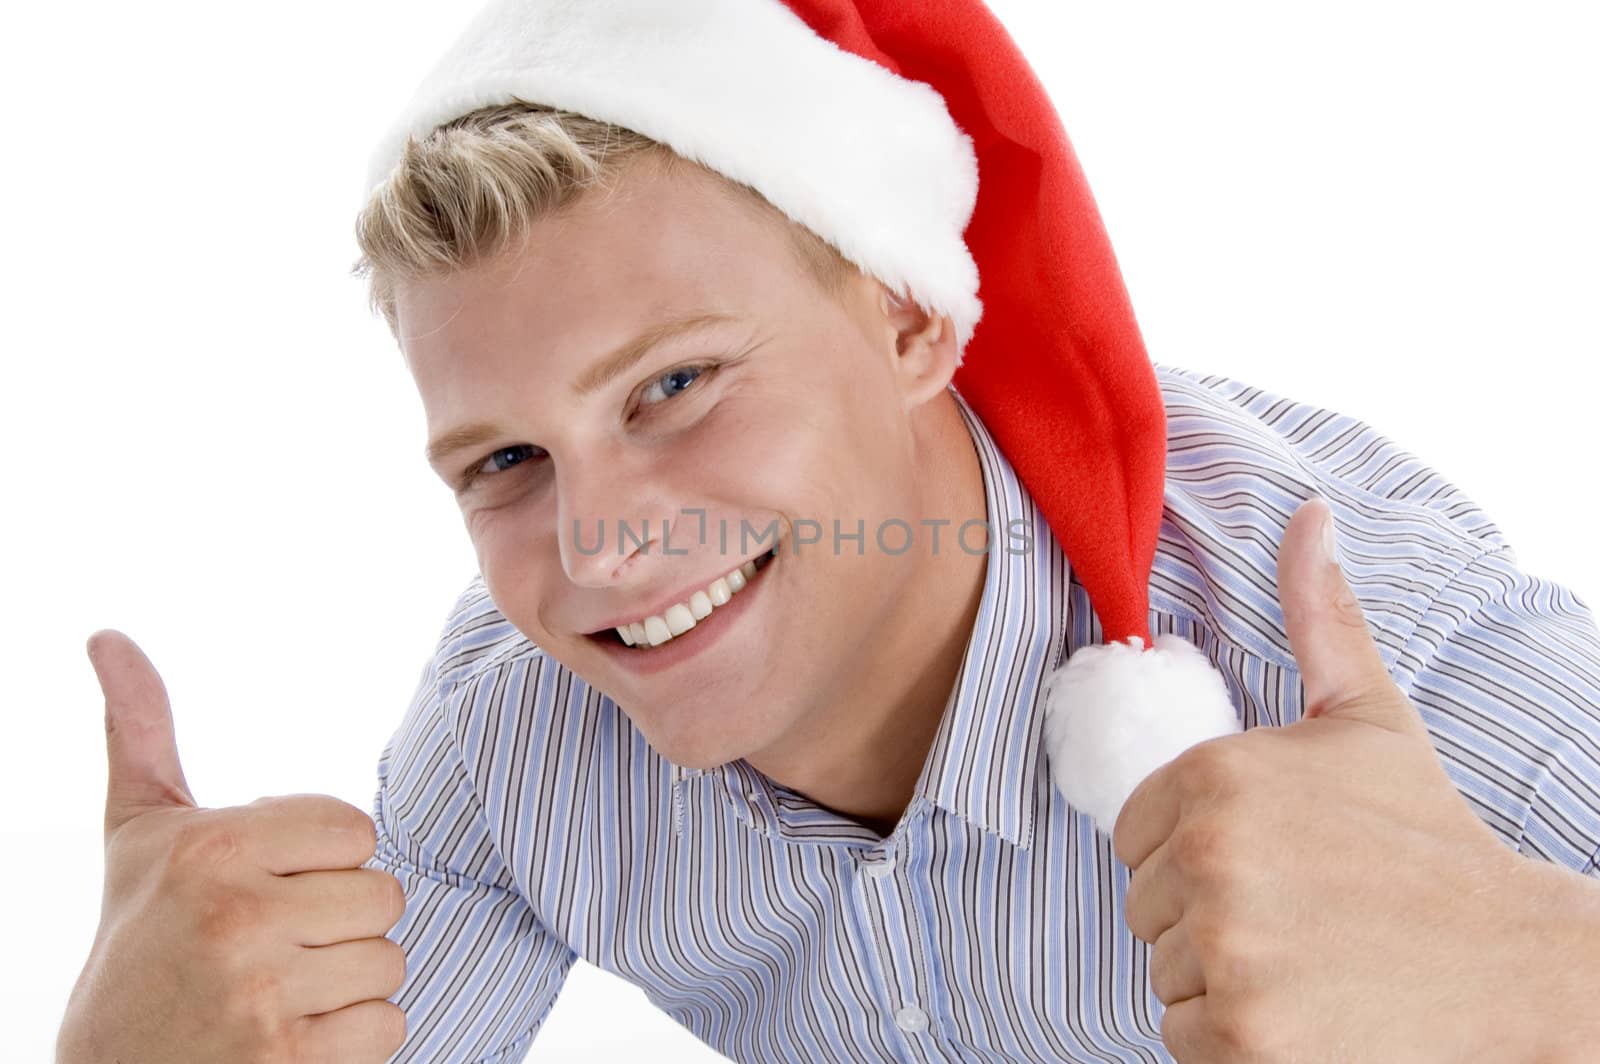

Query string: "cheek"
[[464, 503, 561, 625], [693, 372, 889, 495]]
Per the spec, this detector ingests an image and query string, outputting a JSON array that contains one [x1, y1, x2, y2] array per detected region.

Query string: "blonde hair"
[[352, 102, 855, 331]]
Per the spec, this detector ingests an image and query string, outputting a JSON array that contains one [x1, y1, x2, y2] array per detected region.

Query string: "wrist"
[[1499, 855, 1600, 1062], [55, 948, 110, 1064], [54, 1012, 94, 1064]]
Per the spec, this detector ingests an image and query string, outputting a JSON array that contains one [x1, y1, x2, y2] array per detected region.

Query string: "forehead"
[[395, 159, 799, 366]]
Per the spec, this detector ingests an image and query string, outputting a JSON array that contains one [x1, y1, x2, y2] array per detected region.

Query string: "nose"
[[555, 447, 671, 589]]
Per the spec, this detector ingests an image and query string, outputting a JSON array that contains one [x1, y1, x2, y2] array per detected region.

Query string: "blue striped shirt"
[[370, 364, 1600, 1062]]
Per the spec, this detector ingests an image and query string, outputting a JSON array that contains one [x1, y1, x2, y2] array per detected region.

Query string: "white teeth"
[[616, 557, 772, 649], [664, 604, 696, 637]]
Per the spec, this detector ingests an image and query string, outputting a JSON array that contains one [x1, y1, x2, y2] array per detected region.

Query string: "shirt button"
[[895, 1005, 930, 1034], [864, 854, 897, 879]]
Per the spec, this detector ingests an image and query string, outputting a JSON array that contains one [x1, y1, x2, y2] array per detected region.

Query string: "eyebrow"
[[424, 311, 739, 470]]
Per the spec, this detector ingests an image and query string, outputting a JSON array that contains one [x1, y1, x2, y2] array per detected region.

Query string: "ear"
[[876, 283, 959, 409]]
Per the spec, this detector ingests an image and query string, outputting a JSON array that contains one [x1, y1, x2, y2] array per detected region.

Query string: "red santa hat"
[[365, 0, 1242, 837]]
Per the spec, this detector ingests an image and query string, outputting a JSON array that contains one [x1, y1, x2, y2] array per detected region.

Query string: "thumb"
[[1277, 497, 1425, 736], [87, 629, 198, 833]]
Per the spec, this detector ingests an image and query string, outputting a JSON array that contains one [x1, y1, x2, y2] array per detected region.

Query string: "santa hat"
[[365, 0, 1241, 837]]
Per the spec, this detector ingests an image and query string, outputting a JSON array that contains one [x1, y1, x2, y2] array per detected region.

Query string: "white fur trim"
[[365, 0, 985, 353], [1042, 634, 1241, 837]]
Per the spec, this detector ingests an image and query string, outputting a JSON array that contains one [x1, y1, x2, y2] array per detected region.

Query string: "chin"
[[636, 727, 747, 772], [625, 698, 781, 772]]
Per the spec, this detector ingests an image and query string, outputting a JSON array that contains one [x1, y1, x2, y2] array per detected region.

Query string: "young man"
[[59, 1, 1600, 1062]]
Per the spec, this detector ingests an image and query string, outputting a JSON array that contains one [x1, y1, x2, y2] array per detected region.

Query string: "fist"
[[57, 631, 408, 1064]]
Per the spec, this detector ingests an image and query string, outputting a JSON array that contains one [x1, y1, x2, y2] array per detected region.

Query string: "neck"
[[747, 394, 988, 837]]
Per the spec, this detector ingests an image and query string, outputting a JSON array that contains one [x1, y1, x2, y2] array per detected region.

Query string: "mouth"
[[588, 546, 780, 652]]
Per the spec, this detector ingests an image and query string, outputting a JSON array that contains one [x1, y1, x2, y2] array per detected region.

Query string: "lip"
[[585, 550, 775, 634], [587, 549, 777, 675]]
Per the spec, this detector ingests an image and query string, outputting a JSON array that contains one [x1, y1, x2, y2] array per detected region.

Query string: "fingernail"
[[1321, 504, 1340, 566]]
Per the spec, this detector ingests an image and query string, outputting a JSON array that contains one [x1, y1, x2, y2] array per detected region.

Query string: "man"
[[58, 1, 1600, 1062]]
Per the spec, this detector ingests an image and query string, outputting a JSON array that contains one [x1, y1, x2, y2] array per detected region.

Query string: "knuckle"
[[166, 815, 243, 875], [378, 939, 408, 996], [1187, 909, 1256, 990], [1331, 583, 1368, 629], [238, 968, 285, 1014], [326, 1000, 409, 1059], [355, 814, 380, 860], [293, 796, 379, 861], [1213, 995, 1278, 1055], [194, 883, 268, 951], [1170, 819, 1233, 881], [1213, 941, 1258, 992], [244, 1043, 296, 1064], [1185, 906, 1231, 962], [1159, 1000, 1183, 1048], [248, 792, 317, 820], [278, 1021, 316, 1064], [1174, 742, 1244, 804], [1121, 872, 1149, 935], [263, 794, 378, 861], [220, 970, 291, 1049], [374, 871, 407, 926], [380, 1001, 409, 1054], [328, 801, 379, 859], [1147, 935, 1178, 1003]]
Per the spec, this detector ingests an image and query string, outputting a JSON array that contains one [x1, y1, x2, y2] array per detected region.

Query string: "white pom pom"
[[1042, 633, 1241, 837]]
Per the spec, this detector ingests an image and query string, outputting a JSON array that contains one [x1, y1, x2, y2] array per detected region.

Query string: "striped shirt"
[[370, 364, 1600, 1063]]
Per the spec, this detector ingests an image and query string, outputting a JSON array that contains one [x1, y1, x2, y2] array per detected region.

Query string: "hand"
[[56, 631, 408, 1064], [1115, 496, 1560, 1062]]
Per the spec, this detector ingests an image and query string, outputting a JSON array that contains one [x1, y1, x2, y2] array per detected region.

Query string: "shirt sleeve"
[[1390, 545, 1600, 877], [367, 636, 577, 1062]]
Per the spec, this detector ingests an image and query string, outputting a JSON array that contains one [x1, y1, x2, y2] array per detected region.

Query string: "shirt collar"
[[671, 387, 1068, 849], [905, 387, 1067, 847]]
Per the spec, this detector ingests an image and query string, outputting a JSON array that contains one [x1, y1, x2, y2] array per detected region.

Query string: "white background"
[[4, 1, 1595, 1060]]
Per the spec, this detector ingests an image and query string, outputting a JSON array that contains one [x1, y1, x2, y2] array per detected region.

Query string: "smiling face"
[[395, 154, 964, 770]]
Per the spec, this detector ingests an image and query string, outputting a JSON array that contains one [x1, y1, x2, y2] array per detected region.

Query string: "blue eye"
[[476, 444, 544, 477], [640, 366, 704, 405]]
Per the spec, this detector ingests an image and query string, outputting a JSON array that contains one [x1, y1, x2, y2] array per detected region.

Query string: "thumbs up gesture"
[[56, 631, 408, 1063], [1113, 497, 1594, 1062]]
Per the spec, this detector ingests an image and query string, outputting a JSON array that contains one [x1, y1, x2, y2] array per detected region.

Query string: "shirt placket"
[[845, 803, 948, 1063], [697, 764, 950, 1060]]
